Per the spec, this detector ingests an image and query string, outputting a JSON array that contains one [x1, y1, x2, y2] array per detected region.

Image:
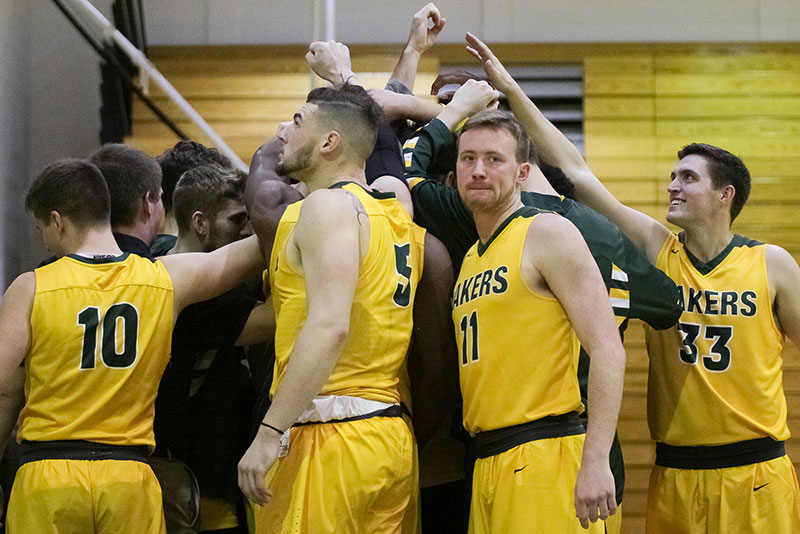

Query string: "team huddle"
[[1, 3, 800, 534]]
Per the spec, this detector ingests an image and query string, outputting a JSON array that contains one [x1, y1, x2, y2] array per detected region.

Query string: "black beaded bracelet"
[[260, 422, 284, 435]]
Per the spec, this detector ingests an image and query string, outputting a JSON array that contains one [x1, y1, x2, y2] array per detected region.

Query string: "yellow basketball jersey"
[[20, 253, 174, 448], [645, 233, 787, 445], [269, 182, 424, 405], [454, 208, 582, 434]]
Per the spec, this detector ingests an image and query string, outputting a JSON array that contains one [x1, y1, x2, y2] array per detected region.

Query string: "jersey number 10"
[[77, 304, 139, 370]]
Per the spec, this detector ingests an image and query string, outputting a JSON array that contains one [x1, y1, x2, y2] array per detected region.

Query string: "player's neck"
[[70, 227, 124, 257], [682, 225, 735, 263], [521, 167, 557, 196], [170, 233, 202, 255], [161, 214, 178, 236], [473, 198, 525, 244], [304, 160, 367, 193]]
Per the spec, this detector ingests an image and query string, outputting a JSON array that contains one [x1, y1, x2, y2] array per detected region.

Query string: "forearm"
[[391, 46, 422, 91], [403, 118, 456, 182], [582, 344, 625, 466], [260, 320, 348, 431], [0, 366, 24, 452], [504, 84, 588, 179], [389, 94, 443, 124]]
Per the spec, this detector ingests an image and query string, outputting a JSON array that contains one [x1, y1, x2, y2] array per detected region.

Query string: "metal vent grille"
[[439, 64, 584, 155]]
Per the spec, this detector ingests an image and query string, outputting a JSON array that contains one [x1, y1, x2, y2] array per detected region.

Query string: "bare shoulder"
[[766, 243, 800, 287], [297, 188, 365, 231], [0, 271, 36, 328], [526, 211, 581, 245], [766, 243, 796, 266], [301, 188, 357, 214], [4, 272, 36, 302]]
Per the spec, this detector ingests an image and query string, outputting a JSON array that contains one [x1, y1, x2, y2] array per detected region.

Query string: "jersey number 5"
[[393, 243, 412, 307], [77, 304, 139, 370]]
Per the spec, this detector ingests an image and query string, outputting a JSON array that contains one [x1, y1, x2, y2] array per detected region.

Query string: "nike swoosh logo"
[[514, 465, 528, 474], [754, 483, 769, 492], [671, 249, 680, 254]]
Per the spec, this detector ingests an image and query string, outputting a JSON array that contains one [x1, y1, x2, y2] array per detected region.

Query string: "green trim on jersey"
[[66, 253, 131, 265], [477, 207, 542, 257], [329, 181, 397, 200], [679, 232, 764, 275]]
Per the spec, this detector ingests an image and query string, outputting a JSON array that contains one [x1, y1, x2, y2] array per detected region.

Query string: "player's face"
[[275, 104, 319, 180], [205, 199, 252, 251], [456, 128, 524, 213], [667, 154, 721, 228]]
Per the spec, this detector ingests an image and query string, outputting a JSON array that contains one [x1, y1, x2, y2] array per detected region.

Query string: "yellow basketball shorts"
[[6, 458, 166, 534], [253, 416, 415, 534], [401, 413, 421, 534], [646, 454, 800, 534], [469, 433, 609, 534]]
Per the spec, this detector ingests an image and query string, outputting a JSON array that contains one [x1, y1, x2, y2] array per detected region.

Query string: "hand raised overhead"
[[306, 40, 358, 87]]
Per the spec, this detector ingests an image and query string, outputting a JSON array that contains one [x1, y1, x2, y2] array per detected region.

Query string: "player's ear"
[[49, 210, 61, 229], [191, 211, 208, 237], [516, 162, 531, 185], [720, 184, 735, 204], [321, 131, 342, 155]]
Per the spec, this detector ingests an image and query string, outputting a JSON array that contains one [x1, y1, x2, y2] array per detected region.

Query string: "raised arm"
[[466, 33, 669, 263], [237, 189, 361, 505], [306, 40, 361, 87], [160, 234, 266, 318], [524, 214, 625, 528], [368, 89, 444, 124], [390, 3, 445, 91], [245, 138, 304, 263]]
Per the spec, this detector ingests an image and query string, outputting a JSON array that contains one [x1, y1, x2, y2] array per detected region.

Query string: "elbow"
[[318, 318, 350, 350]]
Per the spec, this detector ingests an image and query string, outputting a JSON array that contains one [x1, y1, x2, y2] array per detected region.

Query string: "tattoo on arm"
[[349, 192, 368, 226]]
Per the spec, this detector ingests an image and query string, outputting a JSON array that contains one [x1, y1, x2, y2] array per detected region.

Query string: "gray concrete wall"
[[143, 0, 800, 46], [0, 0, 111, 286]]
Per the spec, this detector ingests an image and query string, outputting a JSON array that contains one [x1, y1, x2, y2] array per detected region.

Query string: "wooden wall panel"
[[127, 46, 438, 161], [585, 46, 800, 533]]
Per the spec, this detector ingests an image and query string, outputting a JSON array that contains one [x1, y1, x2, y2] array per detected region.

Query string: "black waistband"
[[472, 412, 586, 459], [655, 437, 785, 469], [19, 440, 150, 466], [294, 404, 404, 427]]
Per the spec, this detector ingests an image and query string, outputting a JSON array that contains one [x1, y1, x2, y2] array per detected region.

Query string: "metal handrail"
[[52, 0, 247, 171]]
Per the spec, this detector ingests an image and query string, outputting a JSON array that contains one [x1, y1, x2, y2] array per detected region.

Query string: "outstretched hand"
[[464, 32, 517, 94], [407, 3, 446, 55], [306, 40, 357, 87], [449, 79, 499, 116]]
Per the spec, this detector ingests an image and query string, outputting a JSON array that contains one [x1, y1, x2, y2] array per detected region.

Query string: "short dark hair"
[[25, 159, 110, 229], [677, 143, 751, 222], [306, 83, 383, 161], [172, 164, 247, 233], [157, 141, 233, 214], [540, 163, 576, 200], [88, 143, 162, 228], [460, 110, 537, 165]]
